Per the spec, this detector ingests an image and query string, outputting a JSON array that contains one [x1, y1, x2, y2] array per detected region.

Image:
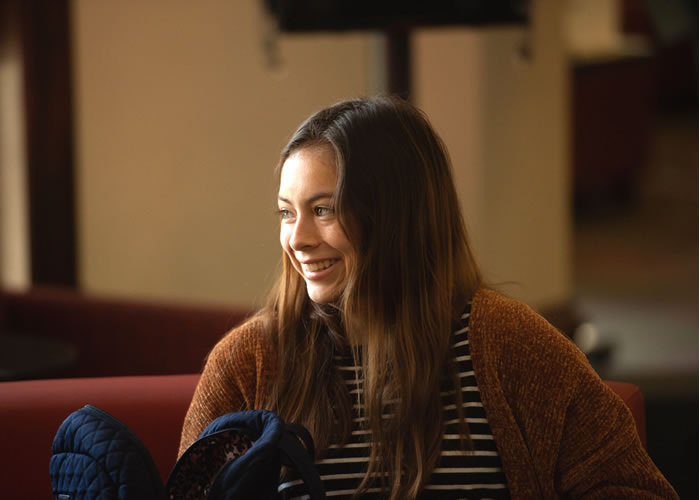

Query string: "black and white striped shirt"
[[279, 304, 510, 499]]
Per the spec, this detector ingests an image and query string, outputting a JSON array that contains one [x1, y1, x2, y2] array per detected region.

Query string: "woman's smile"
[[300, 258, 340, 277]]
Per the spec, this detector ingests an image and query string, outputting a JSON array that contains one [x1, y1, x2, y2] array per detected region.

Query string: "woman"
[[179, 97, 676, 499]]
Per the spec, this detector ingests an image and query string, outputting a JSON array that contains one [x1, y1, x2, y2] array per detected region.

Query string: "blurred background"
[[0, 0, 696, 495]]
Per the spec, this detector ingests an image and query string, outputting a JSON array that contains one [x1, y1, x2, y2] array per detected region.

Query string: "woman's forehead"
[[279, 147, 338, 198]]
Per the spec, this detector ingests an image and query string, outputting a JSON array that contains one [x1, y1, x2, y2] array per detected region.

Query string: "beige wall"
[[414, 0, 572, 307], [72, 0, 571, 309], [564, 0, 620, 55], [72, 0, 373, 307]]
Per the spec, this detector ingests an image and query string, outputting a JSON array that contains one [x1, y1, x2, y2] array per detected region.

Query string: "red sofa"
[[0, 374, 646, 500], [0, 287, 648, 499], [0, 287, 249, 498]]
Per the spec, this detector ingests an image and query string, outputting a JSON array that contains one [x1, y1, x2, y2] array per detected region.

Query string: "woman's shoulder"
[[468, 288, 598, 411], [220, 313, 269, 342], [469, 287, 585, 366], [470, 288, 554, 333], [207, 313, 274, 365]]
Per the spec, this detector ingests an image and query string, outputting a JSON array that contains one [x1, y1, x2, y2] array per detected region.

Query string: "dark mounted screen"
[[264, 0, 529, 32]]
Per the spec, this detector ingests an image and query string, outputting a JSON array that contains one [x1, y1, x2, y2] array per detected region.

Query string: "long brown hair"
[[263, 96, 482, 498]]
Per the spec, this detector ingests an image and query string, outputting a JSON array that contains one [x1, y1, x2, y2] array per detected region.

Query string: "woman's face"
[[278, 146, 353, 304]]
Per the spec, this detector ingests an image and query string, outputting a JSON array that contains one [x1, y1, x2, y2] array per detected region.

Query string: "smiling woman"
[[179, 96, 677, 499]]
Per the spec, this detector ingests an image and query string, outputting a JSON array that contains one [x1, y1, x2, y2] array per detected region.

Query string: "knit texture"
[[179, 289, 678, 499]]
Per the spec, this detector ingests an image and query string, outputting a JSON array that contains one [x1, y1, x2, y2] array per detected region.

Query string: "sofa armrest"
[[605, 380, 647, 449], [0, 374, 199, 500]]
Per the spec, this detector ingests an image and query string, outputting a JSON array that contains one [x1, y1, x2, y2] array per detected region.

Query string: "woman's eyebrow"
[[277, 192, 334, 204]]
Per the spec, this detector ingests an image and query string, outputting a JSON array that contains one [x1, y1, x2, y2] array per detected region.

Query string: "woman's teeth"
[[304, 259, 336, 272]]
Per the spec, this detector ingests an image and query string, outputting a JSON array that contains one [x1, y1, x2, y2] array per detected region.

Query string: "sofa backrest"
[[0, 286, 250, 377]]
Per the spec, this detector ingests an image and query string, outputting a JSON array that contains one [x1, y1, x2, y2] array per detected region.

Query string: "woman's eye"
[[278, 208, 293, 220], [315, 206, 333, 216]]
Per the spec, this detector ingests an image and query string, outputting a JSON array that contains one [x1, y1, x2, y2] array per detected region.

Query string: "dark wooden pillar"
[[387, 26, 411, 100], [19, 0, 78, 287]]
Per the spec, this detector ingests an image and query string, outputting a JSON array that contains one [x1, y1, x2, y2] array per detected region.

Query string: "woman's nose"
[[289, 215, 319, 251]]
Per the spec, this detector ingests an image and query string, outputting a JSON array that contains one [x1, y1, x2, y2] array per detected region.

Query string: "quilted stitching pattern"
[[50, 453, 114, 499], [50, 406, 164, 500]]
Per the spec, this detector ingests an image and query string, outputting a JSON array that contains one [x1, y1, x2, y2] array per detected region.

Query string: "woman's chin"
[[306, 290, 335, 304], [305, 283, 341, 304]]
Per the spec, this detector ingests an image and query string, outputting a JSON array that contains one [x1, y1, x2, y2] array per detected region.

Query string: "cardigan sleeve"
[[177, 317, 270, 456]]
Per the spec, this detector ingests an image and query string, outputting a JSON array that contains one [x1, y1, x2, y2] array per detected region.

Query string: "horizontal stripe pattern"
[[279, 304, 510, 499]]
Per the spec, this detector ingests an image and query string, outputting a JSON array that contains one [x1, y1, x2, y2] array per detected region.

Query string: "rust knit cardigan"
[[179, 288, 677, 499]]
